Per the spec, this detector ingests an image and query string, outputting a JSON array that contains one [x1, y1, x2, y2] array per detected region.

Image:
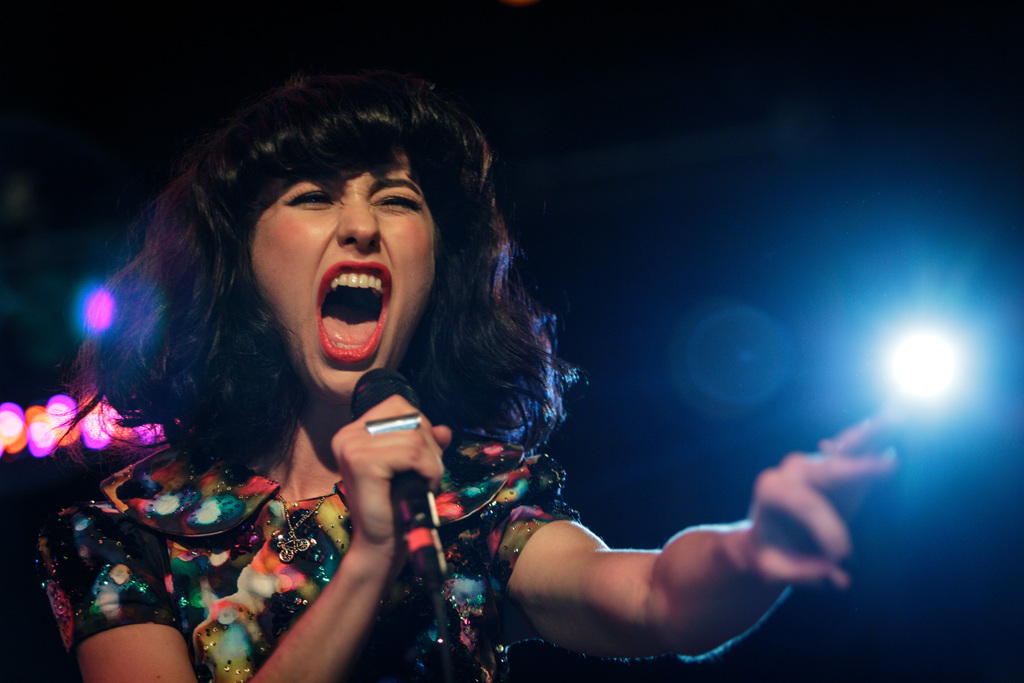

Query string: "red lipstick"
[[317, 261, 390, 363]]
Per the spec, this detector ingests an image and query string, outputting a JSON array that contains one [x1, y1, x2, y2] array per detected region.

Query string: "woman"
[[38, 71, 894, 682]]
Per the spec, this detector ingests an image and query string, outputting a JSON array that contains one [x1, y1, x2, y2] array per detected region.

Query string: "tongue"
[[322, 302, 378, 347]]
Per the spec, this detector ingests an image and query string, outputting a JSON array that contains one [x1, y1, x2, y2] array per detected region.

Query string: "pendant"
[[276, 535, 316, 563]]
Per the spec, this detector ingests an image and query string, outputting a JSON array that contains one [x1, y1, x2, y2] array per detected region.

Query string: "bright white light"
[[890, 332, 957, 397]]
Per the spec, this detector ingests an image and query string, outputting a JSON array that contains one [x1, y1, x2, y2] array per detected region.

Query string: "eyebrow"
[[371, 176, 424, 197]]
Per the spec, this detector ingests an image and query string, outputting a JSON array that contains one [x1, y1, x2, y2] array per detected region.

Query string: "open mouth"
[[317, 263, 390, 363]]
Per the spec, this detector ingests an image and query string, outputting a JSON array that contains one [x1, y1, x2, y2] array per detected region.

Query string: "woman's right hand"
[[330, 395, 452, 565]]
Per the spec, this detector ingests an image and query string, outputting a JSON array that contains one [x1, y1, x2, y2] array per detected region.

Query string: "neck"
[[267, 398, 352, 501]]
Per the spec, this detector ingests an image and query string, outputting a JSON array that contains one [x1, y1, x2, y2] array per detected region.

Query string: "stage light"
[[890, 332, 957, 398], [877, 320, 975, 425]]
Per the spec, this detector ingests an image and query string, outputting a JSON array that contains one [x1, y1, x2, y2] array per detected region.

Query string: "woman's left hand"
[[733, 418, 897, 590]]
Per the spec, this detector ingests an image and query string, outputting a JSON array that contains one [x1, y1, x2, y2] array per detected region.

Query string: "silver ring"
[[365, 413, 422, 435]]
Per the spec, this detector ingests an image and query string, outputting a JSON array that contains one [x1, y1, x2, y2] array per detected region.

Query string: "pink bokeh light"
[[81, 405, 116, 450], [82, 286, 116, 334], [0, 402, 26, 447]]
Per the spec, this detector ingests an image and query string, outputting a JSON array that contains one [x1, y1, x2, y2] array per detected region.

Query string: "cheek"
[[396, 228, 437, 337], [417, 238, 437, 310], [251, 227, 307, 332], [419, 221, 438, 289], [251, 249, 284, 316], [393, 217, 437, 294]]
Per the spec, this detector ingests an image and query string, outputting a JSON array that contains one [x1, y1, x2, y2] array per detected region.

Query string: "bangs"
[[222, 72, 476, 224]]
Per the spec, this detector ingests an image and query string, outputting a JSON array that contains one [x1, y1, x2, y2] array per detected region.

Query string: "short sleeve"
[[488, 453, 579, 586], [37, 502, 177, 651]]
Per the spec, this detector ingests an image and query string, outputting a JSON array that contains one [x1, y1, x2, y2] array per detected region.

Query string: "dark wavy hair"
[[65, 71, 577, 465]]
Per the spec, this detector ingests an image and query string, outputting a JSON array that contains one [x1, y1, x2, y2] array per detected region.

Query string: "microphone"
[[351, 369, 448, 590], [351, 369, 454, 683]]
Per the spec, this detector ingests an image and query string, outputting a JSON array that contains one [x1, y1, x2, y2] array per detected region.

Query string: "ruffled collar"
[[101, 434, 527, 537]]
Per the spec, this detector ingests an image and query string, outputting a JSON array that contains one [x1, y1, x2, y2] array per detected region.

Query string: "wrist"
[[717, 521, 757, 577], [717, 521, 790, 589], [344, 535, 405, 583]]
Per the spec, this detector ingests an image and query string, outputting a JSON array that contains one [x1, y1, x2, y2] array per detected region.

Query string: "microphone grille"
[[351, 369, 421, 420]]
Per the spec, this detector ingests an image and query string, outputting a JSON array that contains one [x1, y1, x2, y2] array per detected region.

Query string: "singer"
[[38, 72, 894, 682]]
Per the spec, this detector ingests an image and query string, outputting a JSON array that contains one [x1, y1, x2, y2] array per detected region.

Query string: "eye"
[[376, 195, 423, 212], [285, 190, 333, 206]]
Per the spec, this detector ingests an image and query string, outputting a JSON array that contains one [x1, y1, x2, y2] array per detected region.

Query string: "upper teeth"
[[330, 273, 383, 292]]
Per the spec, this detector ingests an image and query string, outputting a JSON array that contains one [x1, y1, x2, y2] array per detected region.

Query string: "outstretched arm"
[[506, 418, 895, 658]]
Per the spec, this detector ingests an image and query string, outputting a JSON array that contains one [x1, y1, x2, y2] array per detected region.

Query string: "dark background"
[[2, 1, 1022, 680]]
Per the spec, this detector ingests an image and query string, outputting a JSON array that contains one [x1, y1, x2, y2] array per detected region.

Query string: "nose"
[[336, 202, 379, 252]]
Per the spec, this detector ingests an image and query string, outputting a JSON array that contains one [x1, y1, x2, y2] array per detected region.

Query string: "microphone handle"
[[390, 471, 447, 590]]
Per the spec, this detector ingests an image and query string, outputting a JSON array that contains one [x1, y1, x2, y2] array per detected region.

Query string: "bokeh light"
[[26, 405, 58, 457], [80, 285, 116, 335], [133, 422, 164, 445], [0, 393, 162, 460], [0, 402, 27, 454], [81, 404, 115, 450], [47, 393, 77, 422]]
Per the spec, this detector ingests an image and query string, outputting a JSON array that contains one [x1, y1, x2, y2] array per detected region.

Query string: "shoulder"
[[38, 499, 169, 581], [100, 447, 278, 536], [39, 500, 143, 564], [436, 432, 574, 524], [38, 501, 177, 652], [38, 500, 157, 604]]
